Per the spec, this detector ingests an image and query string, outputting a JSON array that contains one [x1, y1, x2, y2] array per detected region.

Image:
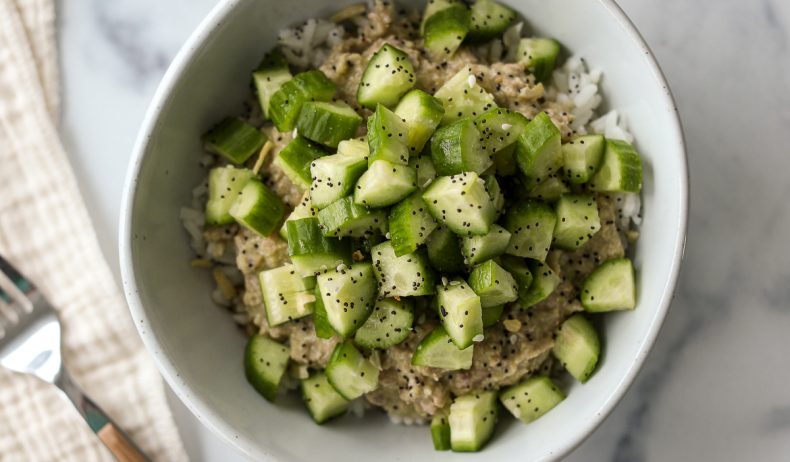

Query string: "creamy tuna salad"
[[181, 0, 643, 453]]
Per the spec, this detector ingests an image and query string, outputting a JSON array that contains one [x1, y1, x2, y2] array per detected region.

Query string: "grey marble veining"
[[57, 0, 790, 460]]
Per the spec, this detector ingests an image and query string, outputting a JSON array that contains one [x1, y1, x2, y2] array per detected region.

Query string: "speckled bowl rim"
[[120, 0, 688, 459]]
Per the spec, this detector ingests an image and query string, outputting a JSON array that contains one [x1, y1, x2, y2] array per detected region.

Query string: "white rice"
[[388, 413, 426, 426], [612, 192, 642, 229], [179, 206, 206, 257], [278, 18, 345, 69]]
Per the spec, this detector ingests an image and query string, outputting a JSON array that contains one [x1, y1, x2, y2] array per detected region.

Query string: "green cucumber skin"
[[388, 192, 438, 257], [515, 112, 563, 188], [206, 166, 256, 225], [253, 68, 292, 120], [449, 391, 498, 452], [503, 200, 557, 261], [426, 226, 466, 274], [317, 196, 388, 238], [481, 304, 504, 327], [421, 0, 462, 34], [354, 298, 415, 349], [498, 255, 534, 301], [590, 139, 643, 193], [202, 117, 267, 165], [367, 104, 410, 166], [517, 38, 561, 82], [424, 4, 471, 59], [483, 174, 506, 219], [357, 44, 416, 109], [244, 335, 290, 402], [431, 413, 452, 451], [325, 341, 381, 400], [312, 285, 336, 339], [499, 375, 565, 423], [286, 217, 351, 276], [301, 371, 349, 424], [581, 258, 636, 312], [528, 176, 571, 202], [430, 118, 489, 176], [474, 108, 529, 158], [552, 314, 600, 383], [269, 70, 336, 132], [411, 325, 474, 370], [466, 0, 516, 42], [468, 259, 519, 308], [296, 101, 362, 148], [521, 260, 560, 308], [562, 134, 605, 184], [229, 180, 286, 237], [394, 89, 445, 154], [553, 194, 601, 250], [256, 48, 289, 72], [275, 137, 326, 190]]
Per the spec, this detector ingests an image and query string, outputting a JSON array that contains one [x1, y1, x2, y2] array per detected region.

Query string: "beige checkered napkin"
[[0, 0, 187, 460]]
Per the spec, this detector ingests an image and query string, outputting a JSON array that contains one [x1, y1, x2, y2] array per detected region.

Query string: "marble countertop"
[[57, 0, 790, 460]]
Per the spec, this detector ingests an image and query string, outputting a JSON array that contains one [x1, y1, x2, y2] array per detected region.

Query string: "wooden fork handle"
[[97, 423, 148, 462]]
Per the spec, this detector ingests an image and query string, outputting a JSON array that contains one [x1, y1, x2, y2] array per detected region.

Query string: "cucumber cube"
[[244, 335, 290, 402], [296, 101, 362, 148], [410, 154, 438, 189], [468, 260, 519, 308], [253, 49, 292, 120], [430, 117, 490, 175], [273, 136, 326, 191], [481, 304, 504, 327], [423, 172, 497, 237], [412, 325, 473, 370], [483, 174, 505, 217], [431, 412, 452, 451], [426, 226, 466, 274], [316, 263, 378, 337], [517, 38, 561, 82], [325, 341, 380, 400], [562, 134, 605, 184], [354, 298, 414, 349], [286, 217, 351, 277], [358, 44, 416, 109], [553, 194, 601, 250], [467, 0, 516, 42], [258, 264, 316, 326], [434, 67, 496, 124], [279, 192, 317, 239], [229, 180, 286, 237], [420, 0, 463, 34], [206, 166, 255, 225], [424, 4, 470, 59], [436, 279, 483, 349], [521, 260, 560, 308], [202, 117, 267, 165], [372, 241, 436, 298], [474, 107, 529, 157], [269, 70, 336, 132], [312, 285, 336, 339], [503, 200, 556, 261], [459, 224, 511, 266], [449, 391, 498, 452], [367, 104, 410, 165], [354, 160, 418, 208], [301, 371, 349, 424], [527, 176, 571, 201], [394, 89, 445, 154], [498, 255, 534, 301], [317, 196, 388, 238], [552, 314, 600, 383], [589, 139, 643, 193], [310, 139, 369, 209], [500, 375, 565, 423], [581, 258, 636, 312], [388, 192, 438, 257], [515, 112, 562, 188]]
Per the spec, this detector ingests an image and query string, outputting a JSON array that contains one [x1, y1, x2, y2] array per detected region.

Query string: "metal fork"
[[0, 255, 149, 462]]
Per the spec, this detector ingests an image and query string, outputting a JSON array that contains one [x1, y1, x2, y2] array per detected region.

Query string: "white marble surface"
[[57, 0, 790, 460]]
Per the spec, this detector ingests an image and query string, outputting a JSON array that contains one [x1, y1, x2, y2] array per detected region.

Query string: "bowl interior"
[[122, 0, 686, 460]]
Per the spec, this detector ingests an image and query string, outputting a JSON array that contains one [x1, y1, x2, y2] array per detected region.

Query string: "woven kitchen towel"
[[0, 0, 187, 460]]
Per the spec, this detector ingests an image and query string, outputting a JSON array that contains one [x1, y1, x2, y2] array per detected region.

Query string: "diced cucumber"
[[310, 139, 369, 209], [286, 217, 351, 277], [424, 4, 470, 59], [312, 285, 336, 339], [206, 166, 255, 225], [466, 0, 516, 42], [357, 44, 416, 109], [388, 192, 438, 257], [482, 304, 504, 327], [517, 38, 561, 83], [499, 375, 565, 423], [436, 280, 483, 349], [430, 118, 489, 175], [367, 104, 410, 166], [301, 371, 349, 424], [449, 392, 498, 452], [528, 176, 571, 201], [273, 136, 326, 191], [296, 101, 362, 148], [421, 0, 462, 34], [410, 154, 438, 189], [279, 192, 316, 239], [459, 224, 511, 266], [244, 335, 290, 402], [354, 160, 417, 208], [372, 240, 436, 297], [258, 264, 316, 326], [202, 117, 267, 165], [394, 89, 445, 154], [316, 262, 377, 337], [553, 194, 601, 250], [581, 258, 636, 312], [431, 412, 452, 451], [468, 260, 518, 308], [229, 180, 285, 236], [253, 49, 292, 120], [434, 67, 496, 124], [325, 342, 380, 400], [498, 255, 534, 302], [515, 112, 563, 188], [492, 143, 517, 176], [474, 108, 529, 157], [350, 233, 385, 258], [521, 260, 560, 308], [317, 196, 388, 238], [552, 314, 600, 383], [269, 70, 336, 132], [503, 200, 556, 261], [354, 298, 414, 349], [589, 139, 643, 193], [423, 172, 497, 236], [412, 325, 474, 370], [563, 134, 605, 184], [483, 174, 505, 218], [426, 226, 465, 274]]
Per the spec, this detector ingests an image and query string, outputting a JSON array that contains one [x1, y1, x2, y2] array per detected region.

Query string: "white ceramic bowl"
[[120, 0, 688, 460]]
